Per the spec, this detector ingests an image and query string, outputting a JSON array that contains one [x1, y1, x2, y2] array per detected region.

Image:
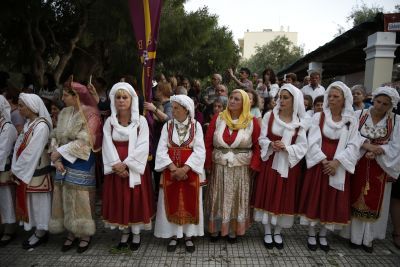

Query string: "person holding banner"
[[102, 82, 155, 251], [0, 95, 18, 246], [298, 82, 362, 252], [11, 93, 52, 249], [154, 95, 205, 253]]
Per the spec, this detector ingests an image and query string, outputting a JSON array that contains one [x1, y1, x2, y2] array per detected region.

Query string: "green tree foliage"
[[157, 3, 239, 79], [0, 0, 94, 86], [241, 36, 303, 75], [347, 2, 383, 26], [0, 0, 239, 87]]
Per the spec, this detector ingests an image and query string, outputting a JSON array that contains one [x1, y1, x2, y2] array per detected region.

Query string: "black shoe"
[[22, 232, 49, 250], [167, 238, 178, 252], [0, 233, 16, 247], [349, 241, 362, 249], [209, 233, 220, 243], [61, 237, 78, 252], [273, 234, 284, 250], [227, 236, 237, 244], [318, 235, 330, 252], [76, 238, 91, 253], [116, 233, 132, 250], [185, 238, 195, 253], [362, 244, 373, 253], [392, 233, 400, 250], [307, 235, 317, 251], [130, 241, 141, 251], [130, 235, 141, 251], [263, 234, 274, 250]]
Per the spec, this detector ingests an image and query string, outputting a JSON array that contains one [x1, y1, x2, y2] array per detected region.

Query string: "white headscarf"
[[372, 86, 400, 109], [0, 95, 11, 122], [19, 93, 52, 128], [103, 82, 142, 188], [109, 82, 140, 130], [323, 81, 356, 191], [170, 95, 195, 120], [271, 83, 307, 178]]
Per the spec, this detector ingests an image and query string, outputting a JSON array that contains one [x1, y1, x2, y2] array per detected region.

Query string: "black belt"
[[33, 166, 51, 177]]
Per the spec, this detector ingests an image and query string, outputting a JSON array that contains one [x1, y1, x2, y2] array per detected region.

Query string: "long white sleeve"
[[102, 118, 120, 175], [183, 121, 205, 175], [376, 115, 400, 178], [259, 112, 273, 161], [123, 116, 149, 175], [155, 122, 173, 172], [12, 123, 49, 184], [334, 118, 362, 174], [0, 123, 17, 171], [286, 127, 308, 168], [305, 113, 326, 168]]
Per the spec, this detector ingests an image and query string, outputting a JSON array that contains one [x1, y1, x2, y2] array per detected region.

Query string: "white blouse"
[[259, 111, 308, 168], [356, 109, 400, 178], [306, 112, 362, 173], [102, 116, 149, 177], [155, 118, 205, 177], [0, 121, 18, 171], [12, 119, 50, 184]]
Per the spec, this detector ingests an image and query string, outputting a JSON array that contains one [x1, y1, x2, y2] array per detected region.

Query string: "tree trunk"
[[26, 18, 46, 89], [53, 7, 89, 85]]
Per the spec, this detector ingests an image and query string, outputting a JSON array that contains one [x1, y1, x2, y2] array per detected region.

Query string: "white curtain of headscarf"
[[102, 82, 141, 188], [170, 95, 195, 120], [19, 93, 52, 129], [0, 95, 11, 122], [372, 86, 400, 109], [323, 81, 355, 191], [271, 83, 306, 178]]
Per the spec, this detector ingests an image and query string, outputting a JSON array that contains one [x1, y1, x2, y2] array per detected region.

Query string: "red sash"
[[15, 118, 48, 223], [163, 147, 199, 225]]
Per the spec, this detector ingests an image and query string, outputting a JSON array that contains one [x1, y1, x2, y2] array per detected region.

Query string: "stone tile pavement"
[[1, 203, 400, 266]]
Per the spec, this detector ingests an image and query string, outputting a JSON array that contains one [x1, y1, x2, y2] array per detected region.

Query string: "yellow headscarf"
[[220, 89, 253, 130]]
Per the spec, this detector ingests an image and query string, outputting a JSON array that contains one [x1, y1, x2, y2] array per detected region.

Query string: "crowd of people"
[[0, 68, 399, 255]]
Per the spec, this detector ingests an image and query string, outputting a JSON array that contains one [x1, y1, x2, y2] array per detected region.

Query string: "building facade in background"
[[238, 27, 298, 59]]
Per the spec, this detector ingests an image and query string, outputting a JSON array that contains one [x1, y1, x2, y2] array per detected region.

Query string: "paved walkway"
[[1, 203, 400, 266]]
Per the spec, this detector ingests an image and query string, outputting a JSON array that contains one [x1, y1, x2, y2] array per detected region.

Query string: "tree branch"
[[33, 18, 46, 54], [25, 20, 36, 51], [54, 4, 89, 84], [47, 24, 60, 50]]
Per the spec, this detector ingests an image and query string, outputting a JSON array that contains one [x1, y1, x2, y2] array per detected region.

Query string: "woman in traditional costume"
[[154, 95, 205, 253], [346, 86, 400, 252], [252, 84, 308, 249], [49, 81, 102, 253], [298, 81, 362, 252], [0, 95, 18, 246], [205, 89, 261, 243], [11, 93, 52, 249], [102, 82, 155, 251]]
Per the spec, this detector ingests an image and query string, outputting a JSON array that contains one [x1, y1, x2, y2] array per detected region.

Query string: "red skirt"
[[298, 136, 351, 225], [252, 155, 302, 216], [351, 156, 387, 220], [102, 141, 155, 226], [163, 147, 200, 225]]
